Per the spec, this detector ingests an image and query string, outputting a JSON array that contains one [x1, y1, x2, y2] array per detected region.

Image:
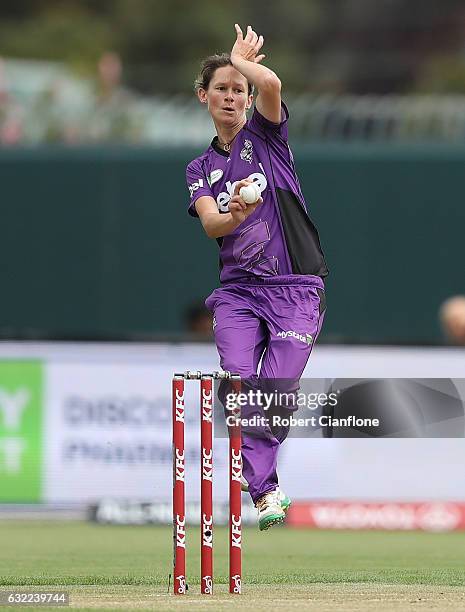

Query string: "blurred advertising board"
[[286, 501, 465, 532], [1, 343, 465, 507], [0, 361, 43, 502], [88, 499, 465, 532], [43, 361, 227, 504]]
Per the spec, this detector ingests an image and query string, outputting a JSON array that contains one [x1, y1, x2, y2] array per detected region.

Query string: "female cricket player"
[[186, 24, 328, 530]]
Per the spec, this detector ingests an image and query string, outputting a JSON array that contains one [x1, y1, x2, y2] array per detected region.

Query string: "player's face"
[[199, 66, 252, 126]]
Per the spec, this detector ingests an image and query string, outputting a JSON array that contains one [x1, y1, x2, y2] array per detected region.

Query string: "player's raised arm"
[[230, 24, 282, 123]]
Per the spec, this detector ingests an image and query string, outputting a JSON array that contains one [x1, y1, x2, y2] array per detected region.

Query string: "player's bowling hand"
[[229, 194, 262, 224]]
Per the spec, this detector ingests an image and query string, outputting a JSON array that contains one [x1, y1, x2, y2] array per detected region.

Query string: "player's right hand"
[[229, 193, 262, 224], [229, 177, 262, 223]]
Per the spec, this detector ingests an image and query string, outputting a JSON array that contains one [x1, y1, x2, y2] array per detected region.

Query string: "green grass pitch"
[[0, 520, 464, 610]]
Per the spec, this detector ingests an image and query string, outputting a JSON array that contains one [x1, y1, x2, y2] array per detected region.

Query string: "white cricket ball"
[[239, 182, 261, 204]]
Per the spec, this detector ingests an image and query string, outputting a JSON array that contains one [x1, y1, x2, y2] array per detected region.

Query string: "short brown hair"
[[194, 53, 254, 96]]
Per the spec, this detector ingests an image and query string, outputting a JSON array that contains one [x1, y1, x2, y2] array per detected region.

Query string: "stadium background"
[[1, 1, 465, 609]]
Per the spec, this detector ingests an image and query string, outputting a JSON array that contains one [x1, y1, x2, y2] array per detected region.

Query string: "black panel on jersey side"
[[276, 188, 329, 277]]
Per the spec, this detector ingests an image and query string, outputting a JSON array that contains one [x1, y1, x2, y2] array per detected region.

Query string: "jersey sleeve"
[[186, 158, 214, 218], [248, 101, 289, 142]]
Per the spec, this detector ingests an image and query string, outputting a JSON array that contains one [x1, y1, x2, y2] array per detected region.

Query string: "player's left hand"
[[231, 24, 266, 64]]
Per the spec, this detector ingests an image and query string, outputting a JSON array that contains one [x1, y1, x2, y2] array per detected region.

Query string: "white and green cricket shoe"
[[244, 479, 291, 513], [256, 490, 286, 531], [276, 487, 292, 514]]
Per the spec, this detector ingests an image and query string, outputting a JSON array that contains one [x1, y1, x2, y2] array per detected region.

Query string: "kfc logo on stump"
[[175, 388, 184, 422], [202, 387, 213, 422], [230, 448, 242, 483], [175, 448, 185, 482], [202, 513, 213, 548], [175, 514, 186, 548], [230, 514, 241, 549], [202, 448, 212, 482]]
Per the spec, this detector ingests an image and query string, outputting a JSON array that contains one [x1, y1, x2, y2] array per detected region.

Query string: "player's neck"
[[214, 120, 246, 152]]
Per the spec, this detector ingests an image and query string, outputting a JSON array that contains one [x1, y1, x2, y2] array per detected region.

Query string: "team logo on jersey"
[[208, 169, 223, 187], [240, 139, 253, 164], [188, 178, 204, 198]]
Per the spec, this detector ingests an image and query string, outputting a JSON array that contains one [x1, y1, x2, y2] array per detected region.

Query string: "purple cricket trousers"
[[205, 275, 326, 504]]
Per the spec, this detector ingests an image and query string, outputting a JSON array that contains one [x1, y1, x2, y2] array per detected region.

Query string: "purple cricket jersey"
[[186, 102, 328, 284]]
